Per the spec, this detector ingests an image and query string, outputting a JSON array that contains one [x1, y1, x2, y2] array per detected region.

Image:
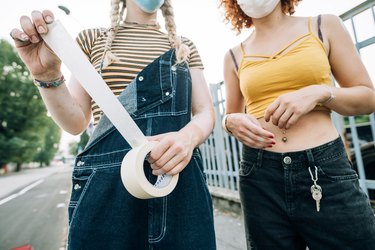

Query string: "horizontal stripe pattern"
[[76, 25, 203, 125]]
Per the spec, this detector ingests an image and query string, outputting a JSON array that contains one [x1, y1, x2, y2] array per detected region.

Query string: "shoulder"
[[181, 36, 197, 47], [181, 36, 200, 55], [319, 14, 342, 25], [318, 14, 348, 42], [319, 14, 344, 33], [76, 28, 107, 42], [225, 44, 242, 59], [224, 44, 242, 69]]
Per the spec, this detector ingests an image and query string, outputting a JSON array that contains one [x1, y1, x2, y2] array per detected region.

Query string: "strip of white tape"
[[41, 20, 178, 199], [42, 21, 146, 148]]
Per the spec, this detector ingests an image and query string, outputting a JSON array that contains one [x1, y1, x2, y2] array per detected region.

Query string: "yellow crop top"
[[238, 17, 332, 119]]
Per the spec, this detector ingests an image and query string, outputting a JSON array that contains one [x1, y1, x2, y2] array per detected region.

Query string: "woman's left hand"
[[264, 85, 328, 129], [147, 131, 195, 176]]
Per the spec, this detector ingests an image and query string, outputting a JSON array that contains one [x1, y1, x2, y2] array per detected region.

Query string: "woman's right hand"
[[10, 10, 62, 81], [226, 113, 276, 149]]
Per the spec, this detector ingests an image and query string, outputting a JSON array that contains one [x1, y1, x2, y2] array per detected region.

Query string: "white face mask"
[[237, 0, 280, 19]]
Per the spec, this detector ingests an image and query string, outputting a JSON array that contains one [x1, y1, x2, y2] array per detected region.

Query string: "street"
[[0, 166, 71, 250], [0, 166, 246, 250]]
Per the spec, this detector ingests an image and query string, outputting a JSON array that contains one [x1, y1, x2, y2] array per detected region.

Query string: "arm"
[[180, 68, 215, 147], [148, 68, 215, 175], [222, 49, 275, 148], [10, 10, 92, 135], [323, 14, 375, 115], [38, 76, 92, 135]]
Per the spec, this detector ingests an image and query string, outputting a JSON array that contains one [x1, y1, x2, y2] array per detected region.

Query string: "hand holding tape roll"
[[41, 20, 178, 199]]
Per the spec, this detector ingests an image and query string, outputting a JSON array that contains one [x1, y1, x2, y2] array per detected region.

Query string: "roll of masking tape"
[[42, 20, 179, 199], [121, 141, 179, 199]]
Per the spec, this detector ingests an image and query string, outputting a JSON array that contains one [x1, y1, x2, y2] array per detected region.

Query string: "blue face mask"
[[132, 0, 165, 13]]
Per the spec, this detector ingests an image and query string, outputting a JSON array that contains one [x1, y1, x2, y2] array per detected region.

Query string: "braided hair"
[[101, 0, 189, 69]]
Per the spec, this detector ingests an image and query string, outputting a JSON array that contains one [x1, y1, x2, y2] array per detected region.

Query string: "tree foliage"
[[0, 39, 61, 169], [33, 116, 62, 167]]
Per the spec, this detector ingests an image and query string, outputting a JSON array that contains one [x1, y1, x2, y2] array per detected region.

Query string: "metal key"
[[311, 185, 322, 212]]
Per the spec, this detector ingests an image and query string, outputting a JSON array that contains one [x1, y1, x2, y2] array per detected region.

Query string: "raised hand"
[[9, 10, 62, 81]]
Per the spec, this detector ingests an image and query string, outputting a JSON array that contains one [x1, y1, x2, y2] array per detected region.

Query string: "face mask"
[[132, 0, 165, 14], [237, 0, 280, 19]]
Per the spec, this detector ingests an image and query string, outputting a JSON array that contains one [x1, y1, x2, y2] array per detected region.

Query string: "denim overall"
[[67, 49, 216, 250]]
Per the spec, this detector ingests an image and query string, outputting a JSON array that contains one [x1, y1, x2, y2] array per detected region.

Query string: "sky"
[[1, 0, 372, 155]]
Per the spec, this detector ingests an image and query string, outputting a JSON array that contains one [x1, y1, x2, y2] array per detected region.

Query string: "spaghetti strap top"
[[238, 16, 332, 119]]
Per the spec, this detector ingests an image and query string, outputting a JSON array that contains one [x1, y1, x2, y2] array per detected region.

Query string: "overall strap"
[[229, 49, 239, 72]]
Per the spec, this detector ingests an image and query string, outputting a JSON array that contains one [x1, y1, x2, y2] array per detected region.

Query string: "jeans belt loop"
[[256, 149, 263, 168], [306, 149, 316, 168]]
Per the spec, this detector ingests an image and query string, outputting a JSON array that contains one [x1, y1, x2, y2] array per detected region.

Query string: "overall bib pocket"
[[68, 168, 96, 225]]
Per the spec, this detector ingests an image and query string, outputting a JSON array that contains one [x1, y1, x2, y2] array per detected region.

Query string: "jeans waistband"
[[242, 136, 346, 167]]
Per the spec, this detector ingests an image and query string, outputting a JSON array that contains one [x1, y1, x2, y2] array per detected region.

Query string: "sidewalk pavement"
[[214, 209, 246, 250]]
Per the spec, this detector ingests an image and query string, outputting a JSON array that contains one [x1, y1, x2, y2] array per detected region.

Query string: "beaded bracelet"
[[221, 114, 233, 135], [33, 75, 66, 88]]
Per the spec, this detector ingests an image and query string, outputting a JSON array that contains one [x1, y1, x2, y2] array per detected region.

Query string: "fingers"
[[10, 10, 54, 46], [227, 114, 275, 148], [243, 126, 275, 148], [264, 99, 279, 122], [9, 28, 30, 46], [233, 117, 275, 148], [42, 10, 55, 24], [152, 152, 187, 176], [285, 113, 299, 129], [19, 15, 40, 44], [247, 115, 275, 139], [277, 109, 293, 129], [147, 139, 171, 165], [265, 98, 303, 129], [31, 11, 47, 35], [147, 133, 192, 176], [150, 142, 189, 175]]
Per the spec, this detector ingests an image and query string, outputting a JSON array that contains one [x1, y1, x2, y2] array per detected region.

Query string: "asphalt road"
[[0, 166, 246, 250], [0, 166, 71, 250]]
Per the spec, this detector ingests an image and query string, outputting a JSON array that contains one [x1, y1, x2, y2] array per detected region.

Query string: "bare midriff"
[[258, 110, 339, 152]]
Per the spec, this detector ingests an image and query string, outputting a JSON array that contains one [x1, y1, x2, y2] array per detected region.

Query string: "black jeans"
[[240, 137, 375, 250]]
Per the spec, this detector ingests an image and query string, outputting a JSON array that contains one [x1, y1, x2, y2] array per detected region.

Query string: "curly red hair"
[[220, 0, 302, 33]]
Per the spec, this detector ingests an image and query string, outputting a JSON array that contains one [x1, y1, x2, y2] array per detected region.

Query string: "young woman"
[[10, 0, 216, 249], [220, 0, 375, 249]]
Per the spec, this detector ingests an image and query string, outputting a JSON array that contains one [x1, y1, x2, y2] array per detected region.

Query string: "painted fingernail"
[[268, 145, 273, 148], [45, 16, 53, 23], [20, 34, 29, 41], [269, 135, 274, 138], [38, 26, 46, 34]]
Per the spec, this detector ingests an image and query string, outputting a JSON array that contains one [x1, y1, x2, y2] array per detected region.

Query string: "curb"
[[209, 187, 242, 216]]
